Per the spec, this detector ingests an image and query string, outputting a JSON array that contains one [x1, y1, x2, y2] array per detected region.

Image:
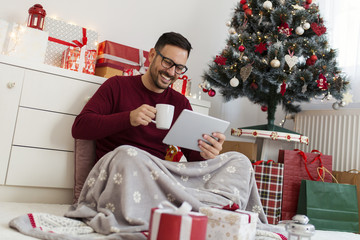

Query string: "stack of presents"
[[0, 14, 191, 96], [221, 141, 360, 234]]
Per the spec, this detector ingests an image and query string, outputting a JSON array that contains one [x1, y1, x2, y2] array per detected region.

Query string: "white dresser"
[[0, 55, 211, 204]]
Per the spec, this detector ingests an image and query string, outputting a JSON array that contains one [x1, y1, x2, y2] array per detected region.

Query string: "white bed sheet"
[[1, 202, 360, 240]]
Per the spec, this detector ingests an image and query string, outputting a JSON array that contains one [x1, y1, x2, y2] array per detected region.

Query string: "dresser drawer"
[[6, 146, 74, 189], [20, 70, 100, 115], [13, 107, 75, 151]]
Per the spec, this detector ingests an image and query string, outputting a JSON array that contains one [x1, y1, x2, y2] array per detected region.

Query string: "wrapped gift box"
[[94, 66, 123, 78], [0, 19, 10, 54], [61, 46, 97, 74], [199, 206, 258, 240], [43, 17, 98, 67], [95, 40, 150, 78], [148, 202, 207, 240], [220, 141, 257, 160], [4, 24, 48, 63], [252, 160, 284, 225], [170, 75, 191, 96]]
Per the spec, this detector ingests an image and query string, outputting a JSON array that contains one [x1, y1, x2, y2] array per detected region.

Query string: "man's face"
[[148, 45, 188, 91]]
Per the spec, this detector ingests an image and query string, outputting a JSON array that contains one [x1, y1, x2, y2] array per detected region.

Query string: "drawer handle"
[[7, 82, 16, 89]]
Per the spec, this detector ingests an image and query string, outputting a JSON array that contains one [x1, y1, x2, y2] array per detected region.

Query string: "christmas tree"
[[202, 0, 350, 132]]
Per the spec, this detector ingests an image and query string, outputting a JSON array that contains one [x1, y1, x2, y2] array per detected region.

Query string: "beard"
[[149, 62, 177, 90]]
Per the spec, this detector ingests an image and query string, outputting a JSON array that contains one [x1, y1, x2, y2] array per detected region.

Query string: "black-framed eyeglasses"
[[155, 49, 188, 75]]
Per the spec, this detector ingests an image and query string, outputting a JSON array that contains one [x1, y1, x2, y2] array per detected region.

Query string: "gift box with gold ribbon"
[[199, 204, 258, 240]]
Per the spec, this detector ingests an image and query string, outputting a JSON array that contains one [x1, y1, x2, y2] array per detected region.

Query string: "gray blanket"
[[10, 145, 276, 240]]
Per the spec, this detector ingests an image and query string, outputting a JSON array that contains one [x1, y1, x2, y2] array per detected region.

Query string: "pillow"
[[73, 139, 96, 203]]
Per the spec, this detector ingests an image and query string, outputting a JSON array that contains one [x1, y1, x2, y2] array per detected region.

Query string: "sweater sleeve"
[[72, 77, 132, 140]]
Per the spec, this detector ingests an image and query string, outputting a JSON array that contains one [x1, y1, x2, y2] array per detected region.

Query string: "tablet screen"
[[162, 109, 230, 151]]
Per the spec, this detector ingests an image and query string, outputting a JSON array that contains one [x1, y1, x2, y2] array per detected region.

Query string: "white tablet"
[[163, 109, 230, 152]]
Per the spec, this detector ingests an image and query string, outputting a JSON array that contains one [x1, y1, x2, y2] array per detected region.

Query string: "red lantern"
[[27, 4, 46, 30]]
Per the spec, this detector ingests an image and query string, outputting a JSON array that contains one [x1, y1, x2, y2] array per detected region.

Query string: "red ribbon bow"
[[295, 149, 323, 181], [48, 27, 88, 48], [252, 159, 275, 165], [222, 203, 239, 211]]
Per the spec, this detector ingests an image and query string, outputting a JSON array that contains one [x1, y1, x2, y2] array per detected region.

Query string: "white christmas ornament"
[[295, 26, 304, 35], [263, 1, 273, 10], [342, 92, 353, 105], [228, 27, 236, 35], [226, 21, 231, 27], [230, 77, 240, 87], [332, 102, 340, 110], [270, 58, 280, 68], [285, 54, 298, 69], [303, 22, 311, 30]]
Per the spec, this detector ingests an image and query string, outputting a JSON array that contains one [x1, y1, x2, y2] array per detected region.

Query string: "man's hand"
[[129, 104, 156, 127], [198, 132, 226, 160]]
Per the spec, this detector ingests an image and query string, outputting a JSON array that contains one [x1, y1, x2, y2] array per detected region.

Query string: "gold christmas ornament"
[[240, 64, 253, 82], [270, 57, 281, 68]]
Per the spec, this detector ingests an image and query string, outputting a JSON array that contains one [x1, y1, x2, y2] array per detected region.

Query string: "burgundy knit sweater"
[[72, 75, 203, 161]]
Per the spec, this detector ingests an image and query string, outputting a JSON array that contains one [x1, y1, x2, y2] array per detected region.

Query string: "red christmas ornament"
[[208, 88, 216, 97], [277, 21, 293, 37], [306, 57, 316, 66], [238, 45, 246, 52], [255, 42, 267, 54], [245, 8, 253, 16], [306, 0, 312, 4], [240, 0, 247, 4], [311, 22, 326, 36], [27, 4, 46, 30], [317, 73, 328, 90], [280, 81, 287, 96], [242, 4, 249, 10], [214, 55, 227, 65], [261, 105, 268, 112], [250, 82, 258, 90], [202, 88, 209, 93], [310, 54, 318, 61]]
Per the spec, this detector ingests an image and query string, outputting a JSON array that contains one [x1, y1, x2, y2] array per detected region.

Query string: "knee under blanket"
[[10, 145, 271, 240]]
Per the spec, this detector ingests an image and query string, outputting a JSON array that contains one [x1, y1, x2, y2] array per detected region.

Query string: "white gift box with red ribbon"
[[199, 205, 258, 240], [43, 17, 98, 67], [148, 201, 207, 240]]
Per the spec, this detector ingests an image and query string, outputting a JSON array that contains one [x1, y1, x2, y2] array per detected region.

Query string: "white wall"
[[0, 0, 292, 140]]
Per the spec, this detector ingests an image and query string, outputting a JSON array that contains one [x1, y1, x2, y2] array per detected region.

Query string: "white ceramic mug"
[[152, 104, 174, 129]]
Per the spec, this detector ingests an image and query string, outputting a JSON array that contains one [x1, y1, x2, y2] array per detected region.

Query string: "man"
[[72, 32, 225, 162], [66, 32, 267, 237]]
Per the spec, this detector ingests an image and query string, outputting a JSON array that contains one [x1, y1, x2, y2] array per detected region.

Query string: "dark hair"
[[154, 32, 192, 57]]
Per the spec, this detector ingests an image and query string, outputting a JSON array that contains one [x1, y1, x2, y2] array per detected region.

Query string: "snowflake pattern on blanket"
[[10, 145, 269, 240]]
